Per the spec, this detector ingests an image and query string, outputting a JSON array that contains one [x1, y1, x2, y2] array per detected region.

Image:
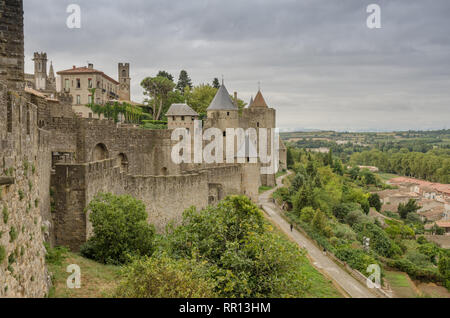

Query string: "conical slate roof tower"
[[207, 83, 238, 111]]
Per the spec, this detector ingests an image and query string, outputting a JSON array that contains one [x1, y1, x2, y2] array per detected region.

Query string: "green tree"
[[397, 199, 420, 219], [438, 255, 450, 290], [184, 84, 217, 115], [176, 70, 193, 93], [212, 77, 220, 89], [368, 193, 382, 212], [141, 76, 176, 120], [311, 209, 329, 236], [300, 206, 315, 223], [286, 147, 294, 169], [156, 70, 174, 82], [166, 195, 311, 297], [80, 193, 155, 264]]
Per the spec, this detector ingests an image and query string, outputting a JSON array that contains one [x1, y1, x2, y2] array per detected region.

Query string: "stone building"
[[57, 63, 122, 118], [166, 103, 199, 132], [24, 52, 56, 96], [0, 0, 286, 297]]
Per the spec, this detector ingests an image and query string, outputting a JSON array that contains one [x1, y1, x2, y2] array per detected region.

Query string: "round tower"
[[205, 83, 239, 131]]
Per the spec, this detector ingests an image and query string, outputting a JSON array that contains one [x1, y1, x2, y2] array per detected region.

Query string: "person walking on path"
[[290, 223, 293, 232]]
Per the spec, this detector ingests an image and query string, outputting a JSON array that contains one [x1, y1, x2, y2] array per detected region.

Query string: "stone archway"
[[92, 143, 109, 161]]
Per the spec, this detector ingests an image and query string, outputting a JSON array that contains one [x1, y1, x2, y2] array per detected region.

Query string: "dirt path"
[[258, 171, 379, 298]]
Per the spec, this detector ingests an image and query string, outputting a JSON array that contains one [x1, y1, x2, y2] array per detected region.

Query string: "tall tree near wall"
[[176, 70, 193, 93], [141, 76, 176, 120], [212, 77, 220, 89], [156, 70, 174, 82]]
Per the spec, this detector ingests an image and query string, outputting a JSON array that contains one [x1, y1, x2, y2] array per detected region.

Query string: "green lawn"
[[48, 249, 342, 298], [259, 185, 274, 193], [384, 270, 419, 298], [47, 252, 120, 298]]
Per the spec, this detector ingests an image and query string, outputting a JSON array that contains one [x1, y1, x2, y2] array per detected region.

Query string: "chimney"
[[88, 63, 94, 69], [73, 65, 76, 69], [234, 92, 238, 107]]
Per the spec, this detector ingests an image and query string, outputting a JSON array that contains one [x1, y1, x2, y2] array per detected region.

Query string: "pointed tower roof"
[[250, 90, 268, 108], [207, 84, 238, 111], [248, 96, 254, 108], [48, 61, 55, 79]]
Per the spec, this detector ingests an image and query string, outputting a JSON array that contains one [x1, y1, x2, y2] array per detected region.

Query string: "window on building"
[[181, 116, 185, 121], [88, 95, 93, 104], [227, 112, 230, 116], [172, 116, 175, 121], [122, 70, 126, 77], [88, 78, 92, 88], [65, 79, 70, 89], [223, 131, 226, 137], [76, 78, 81, 88], [76, 95, 81, 104], [257, 122, 260, 127], [191, 116, 195, 121]]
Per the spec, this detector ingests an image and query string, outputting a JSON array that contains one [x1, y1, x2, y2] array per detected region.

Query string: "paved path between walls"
[[258, 171, 378, 298]]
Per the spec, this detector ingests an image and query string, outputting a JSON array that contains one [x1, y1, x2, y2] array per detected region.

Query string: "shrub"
[[368, 193, 382, 212], [167, 196, 311, 297], [438, 255, 450, 290], [299, 206, 315, 224], [115, 255, 218, 298], [398, 199, 420, 219], [418, 243, 440, 264], [417, 236, 428, 245], [2, 206, 9, 224], [0, 245, 6, 263], [353, 222, 396, 258], [344, 210, 370, 227], [9, 227, 17, 242], [44, 243, 68, 266], [335, 246, 380, 277], [333, 223, 357, 241], [311, 209, 329, 236], [406, 251, 432, 267], [388, 258, 443, 283], [80, 193, 155, 264], [332, 202, 360, 221], [384, 219, 415, 240]]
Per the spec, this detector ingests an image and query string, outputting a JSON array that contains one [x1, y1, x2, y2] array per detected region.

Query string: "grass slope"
[[48, 252, 120, 298]]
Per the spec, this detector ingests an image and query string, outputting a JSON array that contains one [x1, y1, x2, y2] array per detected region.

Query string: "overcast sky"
[[23, 0, 450, 131]]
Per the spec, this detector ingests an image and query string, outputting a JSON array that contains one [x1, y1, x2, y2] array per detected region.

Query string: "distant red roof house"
[[389, 177, 450, 196], [436, 220, 450, 233]]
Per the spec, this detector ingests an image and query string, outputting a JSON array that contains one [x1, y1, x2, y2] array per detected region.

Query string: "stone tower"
[[118, 62, 130, 101], [47, 61, 56, 91], [0, 0, 25, 90], [33, 52, 48, 90]]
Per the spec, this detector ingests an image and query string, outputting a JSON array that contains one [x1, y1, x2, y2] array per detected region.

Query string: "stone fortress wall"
[[0, 0, 286, 297]]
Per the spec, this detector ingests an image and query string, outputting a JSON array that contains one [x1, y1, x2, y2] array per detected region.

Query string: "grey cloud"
[[23, 0, 450, 131]]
